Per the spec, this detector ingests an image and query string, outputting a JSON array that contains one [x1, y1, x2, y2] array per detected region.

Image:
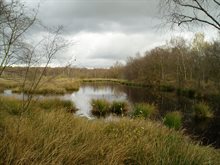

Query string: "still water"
[[2, 83, 220, 148]]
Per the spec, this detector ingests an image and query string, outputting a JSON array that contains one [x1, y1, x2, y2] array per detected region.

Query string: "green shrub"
[[193, 102, 213, 119], [132, 103, 156, 119], [91, 99, 110, 117], [164, 111, 182, 130], [110, 101, 129, 116]]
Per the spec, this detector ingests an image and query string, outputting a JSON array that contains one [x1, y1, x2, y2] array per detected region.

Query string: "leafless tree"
[[0, 0, 37, 76], [160, 0, 220, 30], [20, 26, 71, 112]]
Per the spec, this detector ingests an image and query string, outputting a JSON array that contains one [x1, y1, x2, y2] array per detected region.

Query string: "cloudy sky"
[[22, 0, 218, 68]]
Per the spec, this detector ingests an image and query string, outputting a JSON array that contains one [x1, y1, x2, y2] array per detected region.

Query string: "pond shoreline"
[[1, 82, 220, 148]]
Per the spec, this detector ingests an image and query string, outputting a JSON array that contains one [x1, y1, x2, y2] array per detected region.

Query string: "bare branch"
[[160, 0, 220, 30], [213, 0, 220, 6]]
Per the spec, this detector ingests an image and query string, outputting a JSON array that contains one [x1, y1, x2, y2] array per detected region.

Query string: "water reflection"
[[1, 83, 220, 148], [62, 85, 127, 118]]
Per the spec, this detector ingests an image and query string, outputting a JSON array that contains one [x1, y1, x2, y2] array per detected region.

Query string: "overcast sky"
[[22, 0, 218, 68]]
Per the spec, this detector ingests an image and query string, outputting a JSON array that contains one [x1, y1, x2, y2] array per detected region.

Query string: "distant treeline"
[[3, 33, 220, 92], [2, 65, 124, 79]]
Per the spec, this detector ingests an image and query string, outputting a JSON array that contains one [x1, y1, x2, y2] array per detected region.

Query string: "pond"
[[2, 82, 220, 148]]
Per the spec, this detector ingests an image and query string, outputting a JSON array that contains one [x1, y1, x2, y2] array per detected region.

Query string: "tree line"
[[124, 33, 220, 91]]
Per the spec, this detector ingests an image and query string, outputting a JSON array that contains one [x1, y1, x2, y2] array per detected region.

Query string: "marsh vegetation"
[[1, 0, 220, 164]]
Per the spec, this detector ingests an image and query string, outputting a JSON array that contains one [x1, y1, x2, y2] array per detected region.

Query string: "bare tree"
[[160, 0, 220, 30], [19, 26, 71, 112], [0, 0, 37, 76]]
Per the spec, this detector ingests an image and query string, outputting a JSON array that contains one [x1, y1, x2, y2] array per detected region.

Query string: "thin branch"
[[213, 0, 220, 6], [194, 0, 220, 28]]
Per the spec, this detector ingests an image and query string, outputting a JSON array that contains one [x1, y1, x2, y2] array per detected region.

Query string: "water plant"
[[110, 101, 129, 116], [163, 111, 182, 130], [193, 102, 213, 119], [91, 99, 110, 117], [132, 103, 156, 119]]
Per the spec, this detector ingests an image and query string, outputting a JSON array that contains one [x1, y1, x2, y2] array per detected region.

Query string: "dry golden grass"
[[0, 78, 19, 92], [0, 97, 219, 164], [5, 77, 80, 95]]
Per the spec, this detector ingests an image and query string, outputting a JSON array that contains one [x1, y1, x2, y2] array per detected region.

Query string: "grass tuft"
[[193, 102, 213, 119], [110, 101, 129, 116], [91, 99, 110, 117], [163, 111, 182, 130], [132, 103, 157, 119], [37, 98, 77, 113]]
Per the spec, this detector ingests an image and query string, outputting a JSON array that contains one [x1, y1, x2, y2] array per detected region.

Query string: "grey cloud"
[[24, 0, 160, 34]]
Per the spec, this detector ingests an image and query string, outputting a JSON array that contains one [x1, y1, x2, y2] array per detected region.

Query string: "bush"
[[193, 102, 213, 119], [164, 111, 182, 130], [91, 99, 110, 117], [110, 101, 129, 116], [132, 103, 156, 119]]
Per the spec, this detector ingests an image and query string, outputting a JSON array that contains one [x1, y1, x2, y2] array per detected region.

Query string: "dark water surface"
[[2, 83, 220, 148]]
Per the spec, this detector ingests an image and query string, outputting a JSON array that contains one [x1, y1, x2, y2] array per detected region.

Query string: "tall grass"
[[0, 108, 219, 164], [37, 98, 77, 113], [3, 78, 80, 95], [132, 103, 157, 119], [163, 111, 182, 130], [110, 101, 129, 116], [0, 96, 22, 115], [0, 78, 19, 92], [193, 102, 213, 119], [0, 96, 77, 115], [91, 99, 110, 117]]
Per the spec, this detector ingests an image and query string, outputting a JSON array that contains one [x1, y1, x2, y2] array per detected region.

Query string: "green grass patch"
[[132, 103, 157, 119], [91, 99, 110, 117], [110, 101, 129, 116], [164, 111, 182, 130], [193, 102, 213, 119]]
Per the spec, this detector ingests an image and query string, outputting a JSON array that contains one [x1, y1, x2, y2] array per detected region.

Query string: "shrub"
[[164, 111, 182, 130], [110, 101, 129, 116], [132, 103, 156, 119], [193, 102, 213, 119], [91, 99, 110, 117]]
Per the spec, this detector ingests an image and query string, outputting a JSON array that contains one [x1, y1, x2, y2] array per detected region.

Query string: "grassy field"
[[0, 96, 219, 164], [0, 77, 80, 95]]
